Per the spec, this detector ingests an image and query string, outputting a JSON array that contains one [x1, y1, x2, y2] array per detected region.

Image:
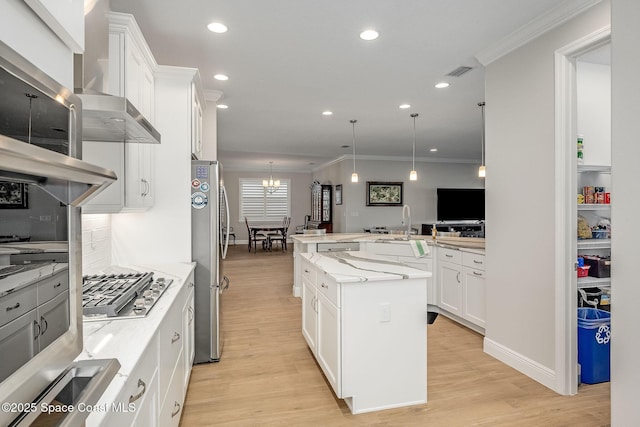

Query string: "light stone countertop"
[[77, 262, 196, 426], [291, 233, 485, 252], [302, 251, 432, 282]]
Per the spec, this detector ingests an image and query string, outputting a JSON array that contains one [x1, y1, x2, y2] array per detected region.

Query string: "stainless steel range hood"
[[76, 90, 161, 144], [73, 54, 161, 144]]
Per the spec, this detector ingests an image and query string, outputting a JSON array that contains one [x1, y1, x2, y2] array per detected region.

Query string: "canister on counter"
[[605, 192, 611, 204]]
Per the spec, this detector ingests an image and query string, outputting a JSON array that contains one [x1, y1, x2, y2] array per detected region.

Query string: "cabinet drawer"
[[159, 302, 184, 401], [438, 247, 462, 264], [462, 252, 486, 271], [316, 272, 340, 308], [0, 285, 37, 327], [37, 270, 68, 304], [160, 350, 185, 427], [301, 259, 316, 284]]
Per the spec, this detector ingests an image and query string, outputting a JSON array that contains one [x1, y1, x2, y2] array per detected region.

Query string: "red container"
[[605, 192, 611, 204], [577, 265, 591, 278]]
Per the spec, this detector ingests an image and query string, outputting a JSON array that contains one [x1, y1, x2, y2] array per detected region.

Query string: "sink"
[[11, 359, 120, 427]]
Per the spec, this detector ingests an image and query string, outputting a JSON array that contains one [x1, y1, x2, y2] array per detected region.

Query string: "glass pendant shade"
[[263, 162, 280, 193], [351, 172, 359, 183], [409, 170, 417, 181], [478, 165, 486, 178]]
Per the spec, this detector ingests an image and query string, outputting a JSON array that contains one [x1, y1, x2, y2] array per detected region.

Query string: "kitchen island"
[[301, 251, 431, 414]]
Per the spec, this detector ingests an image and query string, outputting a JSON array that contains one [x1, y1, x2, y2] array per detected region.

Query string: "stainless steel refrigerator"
[[191, 160, 231, 363]]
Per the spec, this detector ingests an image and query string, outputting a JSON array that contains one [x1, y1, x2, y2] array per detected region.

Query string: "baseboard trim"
[[483, 337, 556, 391]]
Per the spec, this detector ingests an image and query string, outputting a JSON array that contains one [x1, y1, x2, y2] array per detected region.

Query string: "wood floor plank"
[[180, 244, 610, 426]]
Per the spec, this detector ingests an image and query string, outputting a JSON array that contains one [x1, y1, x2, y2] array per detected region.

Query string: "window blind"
[[239, 178, 290, 221]]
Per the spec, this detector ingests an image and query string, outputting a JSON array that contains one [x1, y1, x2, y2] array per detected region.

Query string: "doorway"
[[554, 27, 611, 395]]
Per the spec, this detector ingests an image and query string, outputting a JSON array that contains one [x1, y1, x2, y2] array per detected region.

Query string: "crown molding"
[[475, 0, 604, 66]]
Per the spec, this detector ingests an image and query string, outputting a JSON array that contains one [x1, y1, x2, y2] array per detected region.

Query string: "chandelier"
[[263, 161, 280, 194]]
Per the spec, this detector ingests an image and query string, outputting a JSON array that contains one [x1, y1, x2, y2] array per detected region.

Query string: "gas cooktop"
[[82, 272, 172, 321]]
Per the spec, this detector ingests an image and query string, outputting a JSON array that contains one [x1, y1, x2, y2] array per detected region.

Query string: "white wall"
[[111, 67, 197, 264], [577, 61, 611, 165], [611, 0, 640, 424], [314, 157, 483, 233], [82, 214, 112, 273], [483, 0, 610, 386]]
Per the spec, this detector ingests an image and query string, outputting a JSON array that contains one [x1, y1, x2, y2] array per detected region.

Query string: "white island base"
[[301, 252, 428, 414]]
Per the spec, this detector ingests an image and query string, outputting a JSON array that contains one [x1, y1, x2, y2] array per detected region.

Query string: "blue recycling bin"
[[577, 308, 611, 384]]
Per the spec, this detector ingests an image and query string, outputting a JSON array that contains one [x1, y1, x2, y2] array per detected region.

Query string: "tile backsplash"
[[82, 214, 112, 274]]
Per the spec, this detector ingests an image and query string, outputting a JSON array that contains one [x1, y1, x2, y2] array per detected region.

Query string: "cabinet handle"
[[171, 402, 181, 417], [445, 254, 453, 258], [473, 271, 483, 277], [33, 320, 41, 339], [473, 260, 483, 264], [189, 306, 194, 324], [54, 282, 62, 289], [304, 269, 310, 273], [6, 302, 20, 312], [171, 331, 181, 344], [40, 316, 48, 335], [189, 281, 195, 288], [456, 272, 461, 283], [128, 379, 146, 403], [320, 283, 328, 289]]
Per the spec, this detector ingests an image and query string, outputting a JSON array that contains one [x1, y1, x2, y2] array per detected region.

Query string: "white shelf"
[[577, 203, 611, 210], [577, 238, 611, 249], [577, 165, 611, 173], [578, 276, 611, 289]]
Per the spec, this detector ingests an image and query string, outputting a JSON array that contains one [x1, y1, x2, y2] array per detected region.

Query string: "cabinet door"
[[37, 290, 70, 351], [439, 260, 462, 316], [182, 285, 195, 389], [82, 141, 125, 213], [462, 267, 486, 328], [301, 278, 317, 352], [159, 351, 185, 427], [124, 143, 155, 210], [0, 310, 38, 383], [316, 293, 341, 397]]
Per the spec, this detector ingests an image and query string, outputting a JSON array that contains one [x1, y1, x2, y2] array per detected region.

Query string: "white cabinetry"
[[182, 280, 195, 390], [300, 253, 427, 414], [437, 247, 486, 333], [462, 252, 486, 329], [83, 12, 157, 213]]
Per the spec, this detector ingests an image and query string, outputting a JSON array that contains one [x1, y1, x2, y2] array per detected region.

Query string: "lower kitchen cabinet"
[[182, 282, 195, 390], [301, 276, 318, 352], [437, 247, 486, 332], [316, 288, 341, 396]]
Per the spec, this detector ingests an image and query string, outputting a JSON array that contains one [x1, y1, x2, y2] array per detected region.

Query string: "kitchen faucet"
[[401, 204, 411, 239]]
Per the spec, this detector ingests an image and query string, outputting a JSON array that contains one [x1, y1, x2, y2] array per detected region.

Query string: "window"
[[239, 178, 290, 221]]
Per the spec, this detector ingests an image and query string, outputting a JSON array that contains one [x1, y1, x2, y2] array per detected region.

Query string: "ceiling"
[[108, 0, 584, 173]]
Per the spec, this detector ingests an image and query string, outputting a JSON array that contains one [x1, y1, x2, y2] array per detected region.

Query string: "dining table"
[[247, 221, 286, 252]]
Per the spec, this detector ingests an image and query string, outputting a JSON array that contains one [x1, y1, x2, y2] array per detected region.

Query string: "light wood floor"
[[180, 244, 610, 426]]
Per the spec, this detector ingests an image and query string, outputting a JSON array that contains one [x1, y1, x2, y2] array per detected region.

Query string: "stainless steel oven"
[[0, 40, 119, 426]]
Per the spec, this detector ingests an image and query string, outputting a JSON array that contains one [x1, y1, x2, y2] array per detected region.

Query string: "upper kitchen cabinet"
[[191, 82, 204, 160], [107, 12, 157, 122]]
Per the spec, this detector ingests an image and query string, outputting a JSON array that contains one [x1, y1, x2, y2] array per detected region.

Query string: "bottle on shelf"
[[577, 134, 584, 165]]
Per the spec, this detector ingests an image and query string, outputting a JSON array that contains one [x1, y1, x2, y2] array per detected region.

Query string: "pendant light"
[[263, 161, 280, 194], [478, 101, 486, 178], [409, 113, 419, 181], [350, 119, 359, 183]]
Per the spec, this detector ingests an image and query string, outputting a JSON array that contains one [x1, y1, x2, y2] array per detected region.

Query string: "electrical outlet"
[[379, 303, 391, 322]]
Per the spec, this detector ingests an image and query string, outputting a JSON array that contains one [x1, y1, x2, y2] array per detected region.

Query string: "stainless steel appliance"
[[191, 160, 230, 363], [82, 272, 173, 320], [0, 40, 119, 426]]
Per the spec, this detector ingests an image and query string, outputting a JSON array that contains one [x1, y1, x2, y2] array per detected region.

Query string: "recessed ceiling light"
[[214, 74, 229, 81], [430, 148, 438, 152], [207, 22, 228, 33], [217, 104, 229, 109], [359, 30, 379, 41], [399, 104, 411, 109], [322, 111, 333, 116], [435, 82, 450, 89]]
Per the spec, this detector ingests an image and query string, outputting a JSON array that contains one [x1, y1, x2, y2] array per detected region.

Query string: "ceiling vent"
[[446, 66, 473, 77]]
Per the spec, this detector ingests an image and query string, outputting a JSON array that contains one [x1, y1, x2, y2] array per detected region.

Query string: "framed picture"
[[366, 181, 403, 206], [0, 181, 28, 209], [335, 184, 342, 205]]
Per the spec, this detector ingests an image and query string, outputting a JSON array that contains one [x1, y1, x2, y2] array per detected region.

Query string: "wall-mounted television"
[[437, 188, 485, 221]]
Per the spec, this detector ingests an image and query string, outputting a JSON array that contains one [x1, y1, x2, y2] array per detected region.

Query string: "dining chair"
[[245, 217, 268, 253], [268, 216, 291, 252]]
